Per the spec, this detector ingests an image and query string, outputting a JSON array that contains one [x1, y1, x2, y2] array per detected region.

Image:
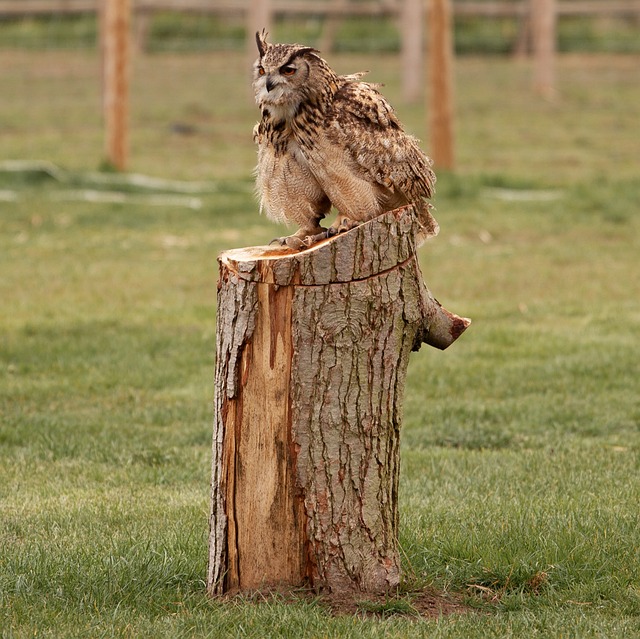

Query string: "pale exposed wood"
[[401, 0, 423, 104], [427, 0, 455, 171], [102, 0, 131, 171], [219, 281, 306, 592], [532, 0, 556, 98], [208, 206, 470, 596]]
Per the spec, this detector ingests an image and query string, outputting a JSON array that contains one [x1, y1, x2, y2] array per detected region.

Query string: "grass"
[[1, 49, 640, 637]]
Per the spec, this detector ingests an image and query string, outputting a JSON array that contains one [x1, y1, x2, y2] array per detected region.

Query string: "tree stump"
[[207, 205, 469, 596]]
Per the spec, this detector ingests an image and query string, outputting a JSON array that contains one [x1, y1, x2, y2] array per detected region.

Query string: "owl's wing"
[[329, 81, 436, 202]]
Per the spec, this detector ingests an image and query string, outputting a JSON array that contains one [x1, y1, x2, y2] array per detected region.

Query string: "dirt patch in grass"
[[318, 587, 473, 619], [220, 586, 475, 620]]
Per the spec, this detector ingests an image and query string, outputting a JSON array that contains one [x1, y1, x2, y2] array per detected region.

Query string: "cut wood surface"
[[208, 206, 470, 596]]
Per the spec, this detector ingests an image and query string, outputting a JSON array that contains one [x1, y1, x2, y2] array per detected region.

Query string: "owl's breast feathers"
[[254, 115, 290, 156]]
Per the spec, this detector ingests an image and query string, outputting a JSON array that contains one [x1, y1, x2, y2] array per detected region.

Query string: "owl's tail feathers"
[[415, 203, 440, 245]]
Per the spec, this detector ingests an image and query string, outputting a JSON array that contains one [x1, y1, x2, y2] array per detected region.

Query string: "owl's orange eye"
[[280, 65, 296, 76], [258, 66, 265, 76]]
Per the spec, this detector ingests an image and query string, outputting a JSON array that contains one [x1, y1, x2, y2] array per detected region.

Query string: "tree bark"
[[207, 206, 470, 596]]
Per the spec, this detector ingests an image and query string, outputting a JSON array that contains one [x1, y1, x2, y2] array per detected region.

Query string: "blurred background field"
[[1, 3, 640, 638], [2, 1, 640, 178]]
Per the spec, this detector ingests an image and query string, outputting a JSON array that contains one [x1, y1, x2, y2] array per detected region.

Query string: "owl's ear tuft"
[[256, 30, 269, 57]]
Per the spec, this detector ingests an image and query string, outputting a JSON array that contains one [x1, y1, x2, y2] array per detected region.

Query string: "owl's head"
[[253, 30, 334, 119]]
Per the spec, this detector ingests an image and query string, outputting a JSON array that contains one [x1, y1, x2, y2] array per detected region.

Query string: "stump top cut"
[[219, 206, 421, 287]]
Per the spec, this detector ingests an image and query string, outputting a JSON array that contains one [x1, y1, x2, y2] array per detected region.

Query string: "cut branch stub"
[[208, 205, 470, 596]]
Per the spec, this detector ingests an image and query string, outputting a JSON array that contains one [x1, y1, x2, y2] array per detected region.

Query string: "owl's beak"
[[266, 77, 275, 93]]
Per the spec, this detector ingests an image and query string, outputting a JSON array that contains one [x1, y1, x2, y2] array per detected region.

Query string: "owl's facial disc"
[[254, 59, 307, 115]]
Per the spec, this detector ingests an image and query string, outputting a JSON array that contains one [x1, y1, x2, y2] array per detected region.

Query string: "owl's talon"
[[286, 236, 307, 250], [271, 235, 307, 250], [336, 218, 360, 234], [302, 231, 326, 246], [300, 221, 361, 247]]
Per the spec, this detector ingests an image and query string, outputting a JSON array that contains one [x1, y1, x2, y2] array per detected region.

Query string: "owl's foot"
[[331, 217, 361, 235], [269, 230, 333, 250], [269, 223, 327, 250], [302, 218, 361, 247], [269, 235, 308, 250], [269, 219, 360, 251], [301, 228, 336, 246]]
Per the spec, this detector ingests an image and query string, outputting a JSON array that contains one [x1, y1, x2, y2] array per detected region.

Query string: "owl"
[[252, 30, 438, 249]]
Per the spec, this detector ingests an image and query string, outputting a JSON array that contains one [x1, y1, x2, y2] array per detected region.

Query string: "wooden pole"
[[247, 0, 272, 65], [207, 207, 470, 596], [102, 0, 131, 171], [246, 0, 272, 102], [512, 4, 532, 59], [318, 0, 347, 53], [401, 0, 423, 104], [427, 0, 455, 171], [531, 0, 557, 98]]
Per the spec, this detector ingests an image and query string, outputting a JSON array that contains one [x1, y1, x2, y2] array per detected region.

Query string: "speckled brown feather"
[[252, 34, 438, 243]]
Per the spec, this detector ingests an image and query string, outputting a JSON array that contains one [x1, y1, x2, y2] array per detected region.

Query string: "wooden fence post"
[[532, 0, 557, 98], [318, 0, 347, 53], [401, 0, 424, 104], [207, 207, 470, 596], [247, 0, 272, 64], [102, 0, 131, 171], [427, 0, 456, 171]]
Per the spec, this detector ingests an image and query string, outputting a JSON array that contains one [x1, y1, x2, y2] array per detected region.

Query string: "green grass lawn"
[[1, 50, 639, 637]]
